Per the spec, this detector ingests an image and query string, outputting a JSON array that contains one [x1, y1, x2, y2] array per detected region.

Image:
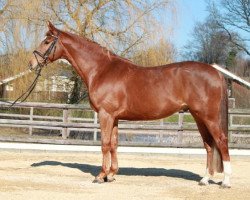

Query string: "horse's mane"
[[58, 29, 133, 64]]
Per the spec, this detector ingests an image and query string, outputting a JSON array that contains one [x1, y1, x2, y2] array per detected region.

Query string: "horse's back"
[[119, 61, 225, 120]]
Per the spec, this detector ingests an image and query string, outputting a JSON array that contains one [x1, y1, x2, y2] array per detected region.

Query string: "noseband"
[[32, 34, 59, 71]]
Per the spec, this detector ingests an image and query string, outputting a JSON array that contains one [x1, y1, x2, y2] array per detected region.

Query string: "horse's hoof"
[[199, 181, 209, 186], [107, 176, 116, 182], [103, 176, 108, 182], [220, 183, 231, 188], [199, 178, 209, 186], [92, 177, 105, 184]]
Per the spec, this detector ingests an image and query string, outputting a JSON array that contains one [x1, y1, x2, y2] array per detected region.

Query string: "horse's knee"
[[102, 142, 111, 153], [110, 141, 117, 152]]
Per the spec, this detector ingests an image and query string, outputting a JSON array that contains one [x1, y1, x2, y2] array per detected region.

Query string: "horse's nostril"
[[28, 61, 36, 70]]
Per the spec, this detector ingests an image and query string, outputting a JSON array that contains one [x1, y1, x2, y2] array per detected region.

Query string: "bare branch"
[[218, 21, 250, 56], [209, 0, 250, 55]]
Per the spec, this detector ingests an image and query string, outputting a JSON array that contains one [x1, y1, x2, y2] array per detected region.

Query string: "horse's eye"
[[44, 40, 50, 45]]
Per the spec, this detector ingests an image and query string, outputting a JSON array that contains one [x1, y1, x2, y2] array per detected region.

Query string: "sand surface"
[[0, 151, 249, 200]]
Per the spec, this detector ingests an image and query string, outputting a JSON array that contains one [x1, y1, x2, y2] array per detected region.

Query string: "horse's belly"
[[120, 99, 181, 120]]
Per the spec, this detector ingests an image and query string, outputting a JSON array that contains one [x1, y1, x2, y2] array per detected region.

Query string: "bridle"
[[4, 34, 60, 107], [32, 34, 59, 72]]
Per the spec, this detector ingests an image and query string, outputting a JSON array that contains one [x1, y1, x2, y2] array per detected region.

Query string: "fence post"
[[29, 107, 34, 136], [228, 113, 233, 143], [93, 112, 98, 141], [177, 111, 184, 145], [62, 108, 69, 139], [159, 119, 164, 144]]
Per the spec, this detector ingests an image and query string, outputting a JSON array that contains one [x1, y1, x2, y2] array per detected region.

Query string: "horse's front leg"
[[107, 120, 119, 182], [93, 111, 115, 183]]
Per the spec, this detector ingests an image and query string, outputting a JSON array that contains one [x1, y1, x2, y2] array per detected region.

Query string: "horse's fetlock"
[[110, 166, 119, 174]]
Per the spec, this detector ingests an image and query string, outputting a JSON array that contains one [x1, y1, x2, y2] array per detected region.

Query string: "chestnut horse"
[[28, 22, 231, 188]]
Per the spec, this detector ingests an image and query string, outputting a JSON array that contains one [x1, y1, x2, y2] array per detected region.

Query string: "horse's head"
[[28, 21, 64, 71]]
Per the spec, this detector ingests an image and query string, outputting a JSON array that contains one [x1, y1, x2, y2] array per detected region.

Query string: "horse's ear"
[[47, 21, 57, 34]]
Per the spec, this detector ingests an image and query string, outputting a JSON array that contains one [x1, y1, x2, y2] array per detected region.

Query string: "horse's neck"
[[61, 34, 111, 89]]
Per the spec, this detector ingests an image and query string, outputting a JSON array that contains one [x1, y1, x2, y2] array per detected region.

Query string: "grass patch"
[[0, 127, 28, 136], [164, 115, 178, 123], [163, 114, 195, 123], [184, 115, 195, 123], [232, 116, 250, 125]]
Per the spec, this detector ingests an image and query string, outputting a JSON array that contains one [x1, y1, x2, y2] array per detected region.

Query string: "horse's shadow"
[[31, 160, 219, 184]]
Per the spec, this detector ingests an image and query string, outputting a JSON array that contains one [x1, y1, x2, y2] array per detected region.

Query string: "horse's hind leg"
[[204, 120, 232, 188], [192, 116, 214, 185]]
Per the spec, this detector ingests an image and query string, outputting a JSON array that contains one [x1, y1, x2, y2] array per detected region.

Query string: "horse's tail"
[[221, 75, 229, 138], [211, 74, 228, 174]]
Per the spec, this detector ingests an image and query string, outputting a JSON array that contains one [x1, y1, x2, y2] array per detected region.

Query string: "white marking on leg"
[[199, 168, 210, 185], [222, 161, 232, 188]]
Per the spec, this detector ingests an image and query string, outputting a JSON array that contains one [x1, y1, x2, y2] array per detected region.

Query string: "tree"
[[0, 0, 11, 29], [208, 0, 250, 56], [235, 56, 250, 77], [132, 39, 176, 66], [0, 0, 67, 101], [182, 17, 239, 65], [0, 0, 176, 103], [0, 0, 12, 50]]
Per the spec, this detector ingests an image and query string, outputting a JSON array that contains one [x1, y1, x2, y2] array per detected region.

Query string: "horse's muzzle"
[[28, 60, 37, 71]]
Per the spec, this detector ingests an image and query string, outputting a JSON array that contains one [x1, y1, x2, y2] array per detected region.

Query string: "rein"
[[1, 35, 59, 108], [0, 68, 42, 108], [9, 67, 42, 107]]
